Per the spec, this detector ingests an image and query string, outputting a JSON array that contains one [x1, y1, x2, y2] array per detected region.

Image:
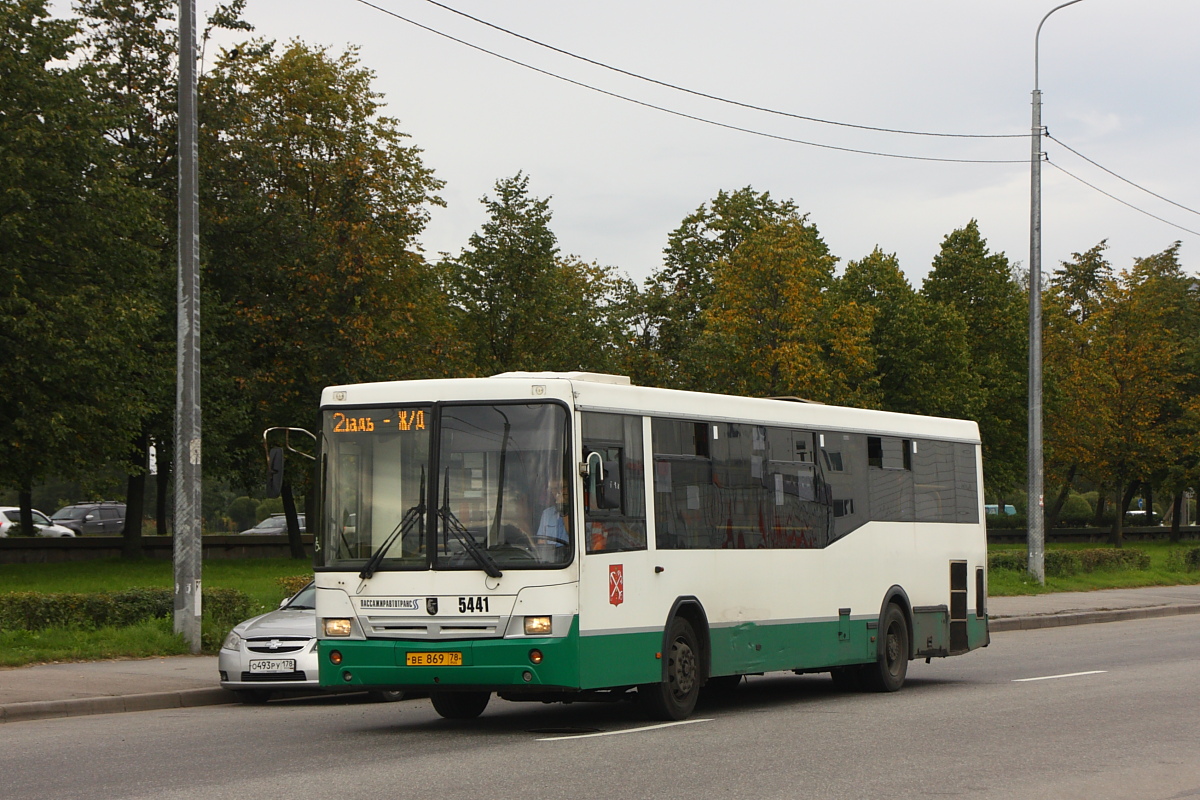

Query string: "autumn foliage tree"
[[634, 188, 803, 389], [1045, 242, 1198, 543], [694, 217, 878, 405], [200, 40, 452, 496], [1043, 243, 1113, 524]]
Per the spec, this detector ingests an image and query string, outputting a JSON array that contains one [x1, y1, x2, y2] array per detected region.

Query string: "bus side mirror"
[[266, 447, 284, 498]]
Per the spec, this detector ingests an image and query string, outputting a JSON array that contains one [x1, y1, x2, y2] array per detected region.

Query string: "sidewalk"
[[3, 585, 1200, 724], [985, 584, 1200, 631], [0, 655, 229, 723]]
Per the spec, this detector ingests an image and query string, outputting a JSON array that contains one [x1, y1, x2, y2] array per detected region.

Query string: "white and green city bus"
[[314, 372, 989, 720]]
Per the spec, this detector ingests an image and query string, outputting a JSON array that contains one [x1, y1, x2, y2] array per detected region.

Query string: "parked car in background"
[[239, 513, 305, 535], [0, 507, 76, 538], [218, 582, 402, 704], [50, 501, 126, 535]]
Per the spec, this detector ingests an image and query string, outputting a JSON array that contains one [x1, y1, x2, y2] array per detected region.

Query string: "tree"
[[78, 0, 178, 548], [922, 221, 1027, 495], [834, 248, 981, 419], [638, 187, 802, 389], [0, 0, 158, 533], [200, 40, 452, 550], [443, 173, 628, 375], [74, 0, 254, 550], [1122, 244, 1197, 543], [1045, 242, 1190, 545], [1043, 243, 1112, 526], [695, 217, 877, 405]]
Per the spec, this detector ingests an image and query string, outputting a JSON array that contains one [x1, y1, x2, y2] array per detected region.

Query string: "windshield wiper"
[[358, 471, 425, 580], [439, 469, 502, 579]]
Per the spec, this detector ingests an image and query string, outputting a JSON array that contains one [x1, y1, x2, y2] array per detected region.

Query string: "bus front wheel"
[[638, 616, 701, 720], [430, 690, 491, 719], [863, 604, 909, 692]]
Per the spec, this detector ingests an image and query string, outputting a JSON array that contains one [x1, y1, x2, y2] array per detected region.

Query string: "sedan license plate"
[[248, 659, 296, 674], [406, 651, 463, 667]]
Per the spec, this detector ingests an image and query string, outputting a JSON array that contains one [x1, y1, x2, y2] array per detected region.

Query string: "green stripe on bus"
[[708, 618, 877, 676], [319, 611, 989, 692], [319, 618, 585, 691]]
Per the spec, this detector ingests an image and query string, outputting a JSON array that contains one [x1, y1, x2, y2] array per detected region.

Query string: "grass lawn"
[[986, 541, 1200, 595], [0, 557, 311, 610], [2, 542, 1197, 667], [0, 557, 312, 666]]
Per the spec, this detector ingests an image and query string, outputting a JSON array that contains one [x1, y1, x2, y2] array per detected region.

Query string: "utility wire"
[[417, 0, 1026, 140], [1047, 133, 1200, 219], [1047, 159, 1200, 237], [349, 0, 1026, 164]]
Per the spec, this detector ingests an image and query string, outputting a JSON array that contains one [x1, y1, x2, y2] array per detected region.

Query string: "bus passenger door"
[[577, 413, 658, 689]]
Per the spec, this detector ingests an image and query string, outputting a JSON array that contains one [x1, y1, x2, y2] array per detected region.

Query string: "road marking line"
[[538, 718, 714, 741], [1013, 670, 1107, 682]]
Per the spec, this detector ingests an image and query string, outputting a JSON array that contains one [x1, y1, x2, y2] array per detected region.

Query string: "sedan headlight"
[[221, 630, 243, 651]]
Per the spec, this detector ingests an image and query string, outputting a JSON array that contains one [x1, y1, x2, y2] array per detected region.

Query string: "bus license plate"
[[248, 659, 295, 673], [406, 652, 463, 667]]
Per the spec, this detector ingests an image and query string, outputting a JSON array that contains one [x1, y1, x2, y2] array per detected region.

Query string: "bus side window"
[[582, 413, 647, 554]]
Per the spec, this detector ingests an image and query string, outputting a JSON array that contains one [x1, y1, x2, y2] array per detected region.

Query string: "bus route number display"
[[332, 409, 427, 434]]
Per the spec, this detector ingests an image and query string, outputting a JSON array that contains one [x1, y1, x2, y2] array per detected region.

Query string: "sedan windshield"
[[284, 584, 316, 609], [318, 402, 572, 572]]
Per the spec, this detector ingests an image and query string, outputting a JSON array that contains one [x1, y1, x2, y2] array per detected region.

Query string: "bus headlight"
[[524, 616, 552, 635], [324, 618, 353, 637]]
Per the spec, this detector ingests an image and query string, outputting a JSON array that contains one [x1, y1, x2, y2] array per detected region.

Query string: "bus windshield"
[[318, 402, 572, 571]]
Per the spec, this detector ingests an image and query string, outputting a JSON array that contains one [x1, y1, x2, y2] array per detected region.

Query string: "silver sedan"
[[218, 583, 403, 704]]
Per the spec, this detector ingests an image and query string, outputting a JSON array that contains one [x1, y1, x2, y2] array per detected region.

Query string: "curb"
[[0, 687, 234, 724], [989, 602, 1200, 632]]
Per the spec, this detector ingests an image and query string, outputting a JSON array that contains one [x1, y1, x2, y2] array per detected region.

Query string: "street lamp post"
[[174, 0, 202, 652], [1029, 0, 1086, 584]]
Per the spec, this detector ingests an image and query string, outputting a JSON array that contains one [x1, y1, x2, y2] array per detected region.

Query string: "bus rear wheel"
[[863, 604, 909, 692], [638, 616, 701, 720], [430, 690, 490, 719]]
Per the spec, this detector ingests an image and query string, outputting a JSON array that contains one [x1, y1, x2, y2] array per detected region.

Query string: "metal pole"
[[1028, 0, 1086, 585], [1028, 82, 1045, 584], [174, 0, 202, 651]]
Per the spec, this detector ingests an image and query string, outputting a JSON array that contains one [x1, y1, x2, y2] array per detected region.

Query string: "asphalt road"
[[4, 615, 1199, 800]]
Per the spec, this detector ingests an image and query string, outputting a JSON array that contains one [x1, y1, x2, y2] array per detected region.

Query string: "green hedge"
[[1165, 547, 1200, 572], [1076, 548, 1151, 571], [0, 587, 252, 633], [988, 548, 1150, 577]]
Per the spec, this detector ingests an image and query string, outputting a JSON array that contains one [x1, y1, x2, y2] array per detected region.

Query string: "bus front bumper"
[[318, 625, 582, 692]]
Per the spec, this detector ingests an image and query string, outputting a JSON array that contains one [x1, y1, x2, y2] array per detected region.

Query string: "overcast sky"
[[76, 0, 1200, 285]]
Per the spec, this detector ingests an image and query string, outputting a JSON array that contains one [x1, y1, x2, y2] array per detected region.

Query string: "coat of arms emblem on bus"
[[609, 564, 624, 606], [426, 597, 438, 615]]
